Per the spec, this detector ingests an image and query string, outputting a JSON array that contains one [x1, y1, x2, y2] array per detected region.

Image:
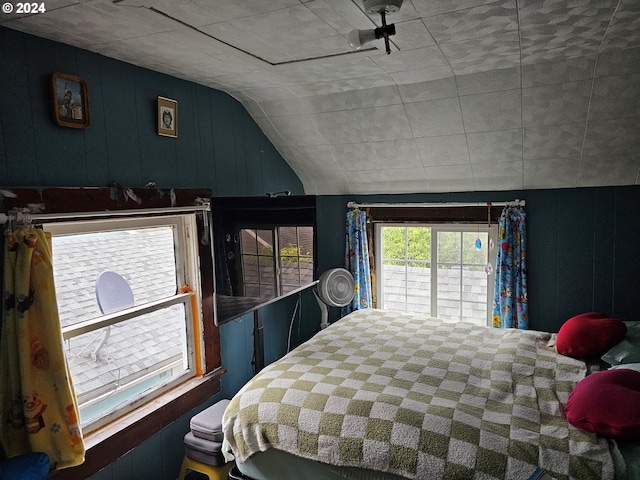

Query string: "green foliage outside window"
[[383, 227, 430, 266], [382, 226, 488, 270], [246, 245, 311, 261], [280, 244, 312, 261]]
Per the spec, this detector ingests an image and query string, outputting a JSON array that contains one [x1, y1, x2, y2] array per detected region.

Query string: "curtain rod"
[[0, 203, 210, 225], [346, 200, 525, 209]]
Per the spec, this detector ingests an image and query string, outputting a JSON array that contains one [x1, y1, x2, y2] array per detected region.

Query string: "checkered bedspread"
[[223, 309, 615, 480]]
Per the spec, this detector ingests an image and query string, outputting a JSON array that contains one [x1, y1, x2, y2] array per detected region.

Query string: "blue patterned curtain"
[[343, 209, 372, 314], [492, 205, 528, 329]]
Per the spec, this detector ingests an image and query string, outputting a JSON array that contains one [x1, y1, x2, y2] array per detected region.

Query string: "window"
[[240, 226, 314, 298], [46, 214, 203, 433], [376, 224, 497, 326], [211, 195, 317, 324]]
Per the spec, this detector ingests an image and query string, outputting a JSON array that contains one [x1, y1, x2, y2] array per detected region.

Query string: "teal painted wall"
[[218, 287, 321, 400], [0, 26, 322, 480], [0, 26, 301, 194], [318, 186, 640, 333]]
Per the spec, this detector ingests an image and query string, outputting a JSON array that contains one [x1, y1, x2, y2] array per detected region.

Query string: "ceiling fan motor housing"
[[363, 0, 403, 14]]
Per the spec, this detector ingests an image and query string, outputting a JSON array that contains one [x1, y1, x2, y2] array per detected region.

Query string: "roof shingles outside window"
[[52, 227, 184, 406]]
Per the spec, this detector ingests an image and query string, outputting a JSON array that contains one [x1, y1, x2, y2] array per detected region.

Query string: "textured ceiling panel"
[[1, 0, 639, 194]]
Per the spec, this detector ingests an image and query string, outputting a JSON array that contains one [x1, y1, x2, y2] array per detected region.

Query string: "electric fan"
[[314, 268, 356, 329]]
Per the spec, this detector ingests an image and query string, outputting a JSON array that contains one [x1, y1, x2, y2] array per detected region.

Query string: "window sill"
[[50, 369, 225, 480]]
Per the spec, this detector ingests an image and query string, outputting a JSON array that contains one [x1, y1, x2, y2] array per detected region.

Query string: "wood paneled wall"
[[0, 25, 307, 480], [0, 26, 302, 196], [318, 186, 640, 333]]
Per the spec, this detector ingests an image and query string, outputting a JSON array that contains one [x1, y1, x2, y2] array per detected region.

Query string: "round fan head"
[[317, 268, 355, 307]]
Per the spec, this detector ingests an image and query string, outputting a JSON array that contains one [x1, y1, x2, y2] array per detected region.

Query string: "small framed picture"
[[51, 72, 90, 129], [158, 96, 177, 137]]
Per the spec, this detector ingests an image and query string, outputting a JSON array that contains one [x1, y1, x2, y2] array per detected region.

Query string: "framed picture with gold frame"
[[51, 72, 90, 129], [157, 96, 177, 137]]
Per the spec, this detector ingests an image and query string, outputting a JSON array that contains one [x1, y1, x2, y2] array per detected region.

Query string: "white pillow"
[[609, 363, 640, 373], [602, 321, 640, 365]]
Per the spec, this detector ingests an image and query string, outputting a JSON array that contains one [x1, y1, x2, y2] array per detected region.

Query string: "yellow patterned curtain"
[[0, 227, 85, 469]]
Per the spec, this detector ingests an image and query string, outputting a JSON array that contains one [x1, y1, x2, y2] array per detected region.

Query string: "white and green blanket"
[[223, 309, 616, 479]]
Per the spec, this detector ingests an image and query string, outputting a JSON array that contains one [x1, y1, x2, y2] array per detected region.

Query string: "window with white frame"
[[46, 214, 203, 433], [376, 223, 497, 326]]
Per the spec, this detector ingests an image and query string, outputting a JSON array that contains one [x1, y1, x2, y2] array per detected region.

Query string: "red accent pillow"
[[565, 369, 640, 439], [556, 312, 627, 358]]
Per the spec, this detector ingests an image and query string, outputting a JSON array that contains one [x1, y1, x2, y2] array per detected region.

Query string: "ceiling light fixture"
[[348, 0, 402, 54]]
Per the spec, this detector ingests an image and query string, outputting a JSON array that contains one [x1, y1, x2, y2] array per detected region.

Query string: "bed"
[[222, 308, 630, 480]]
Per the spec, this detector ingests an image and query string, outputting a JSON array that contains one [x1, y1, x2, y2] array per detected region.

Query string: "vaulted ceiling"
[[2, 0, 639, 194]]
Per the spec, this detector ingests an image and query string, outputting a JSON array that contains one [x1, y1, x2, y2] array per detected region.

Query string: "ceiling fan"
[[348, 0, 403, 54]]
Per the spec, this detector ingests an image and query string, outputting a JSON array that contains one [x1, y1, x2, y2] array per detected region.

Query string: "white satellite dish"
[[314, 268, 356, 329]]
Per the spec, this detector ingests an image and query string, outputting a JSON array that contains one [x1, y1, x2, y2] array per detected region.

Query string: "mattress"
[[236, 448, 407, 480], [223, 308, 622, 480]]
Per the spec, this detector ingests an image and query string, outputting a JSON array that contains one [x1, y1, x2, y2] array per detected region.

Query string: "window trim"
[[211, 195, 317, 324], [48, 373, 223, 480], [239, 227, 279, 298], [375, 222, 498, 325], [238, 225, 315, 299], [47, 214, 204, 433], [1, 186, 222, 479], [61, 293, 192, 339]]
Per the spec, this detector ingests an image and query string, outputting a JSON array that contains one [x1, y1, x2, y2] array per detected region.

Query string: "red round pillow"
[[565, 369, 640, 439], [555, 312, 627, 358]]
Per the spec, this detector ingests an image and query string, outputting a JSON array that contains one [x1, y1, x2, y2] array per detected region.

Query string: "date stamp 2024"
[[2, 2, 47, 14]]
